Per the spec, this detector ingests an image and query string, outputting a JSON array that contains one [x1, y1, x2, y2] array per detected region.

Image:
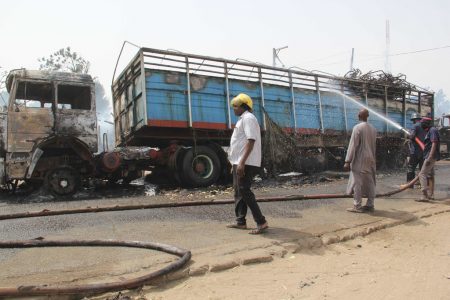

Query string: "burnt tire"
[[45, 166, 80, 196], [180, 146, 221, 187]]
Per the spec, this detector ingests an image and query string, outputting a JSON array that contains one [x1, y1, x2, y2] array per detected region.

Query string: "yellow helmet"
[[231, 93, 253, 111]]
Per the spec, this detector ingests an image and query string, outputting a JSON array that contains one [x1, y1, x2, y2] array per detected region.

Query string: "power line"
[[309, 44, 450, 68], [389, 45, 450, 57]]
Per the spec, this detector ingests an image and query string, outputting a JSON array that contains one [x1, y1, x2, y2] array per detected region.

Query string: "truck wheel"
[[45, 166, 80, 196], [180, 146, 221, 187]]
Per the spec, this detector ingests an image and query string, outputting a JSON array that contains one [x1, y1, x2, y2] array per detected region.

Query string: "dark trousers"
[[407, 154, 424, 182], [233, 165, 266, 226]]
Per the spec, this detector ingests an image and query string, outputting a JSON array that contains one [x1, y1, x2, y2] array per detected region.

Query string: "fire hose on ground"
[[0, 176, 419, 221], [0, 175, 420, 298], [0, 239, 191, 298]]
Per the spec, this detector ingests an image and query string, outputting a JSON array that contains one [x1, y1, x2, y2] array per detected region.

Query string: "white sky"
[[1, 0, 449, 98]]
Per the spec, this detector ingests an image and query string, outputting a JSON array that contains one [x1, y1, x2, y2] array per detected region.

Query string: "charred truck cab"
[[3, 69, 97, 195]]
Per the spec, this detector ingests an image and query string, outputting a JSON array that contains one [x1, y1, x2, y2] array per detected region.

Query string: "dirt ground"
[[144, 212, 450, 300], [1, 163, 449, 299]]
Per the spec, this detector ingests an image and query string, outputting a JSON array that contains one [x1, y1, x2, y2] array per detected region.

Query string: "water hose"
[[0, 175, 420, 298], [0, 176, 420, 222], [0, 239, 191, 298]]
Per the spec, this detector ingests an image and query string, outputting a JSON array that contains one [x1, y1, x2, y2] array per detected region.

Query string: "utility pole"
[[350, 48, 354, 71], [273, 46, 288, 68], [385, 19, 391, 73]]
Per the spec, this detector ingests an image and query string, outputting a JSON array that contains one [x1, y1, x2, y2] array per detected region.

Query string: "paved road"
[[0, 162, 449, 289]]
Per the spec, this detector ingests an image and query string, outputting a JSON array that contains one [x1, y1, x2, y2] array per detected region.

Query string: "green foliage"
[[37, 48, 112, 116], [38, 47, 90, 74]]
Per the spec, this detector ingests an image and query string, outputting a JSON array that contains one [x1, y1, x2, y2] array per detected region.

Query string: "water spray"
[[335, 91, 425, 150]]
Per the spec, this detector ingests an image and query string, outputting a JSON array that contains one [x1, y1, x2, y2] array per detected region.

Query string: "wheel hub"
[[192, 155, 213, 179], [194, 162, 205, 173], [46, 167, 80, 196], [59, 179, 69, 188]]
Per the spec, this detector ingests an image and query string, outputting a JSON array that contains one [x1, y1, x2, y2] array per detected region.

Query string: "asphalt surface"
[[0, 161, 449, 289]]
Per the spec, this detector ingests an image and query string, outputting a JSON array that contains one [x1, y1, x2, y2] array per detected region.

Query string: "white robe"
[[345, 122, 377, 202]]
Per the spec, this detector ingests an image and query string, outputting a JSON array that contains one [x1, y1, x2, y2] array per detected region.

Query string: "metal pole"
[[315, 76, 324, 133], [384, 86, 388, 133], [272, 48, 276, 68], [224, 62, 232, 129], [139, 50, 147, 127], [418, 91, 422, 115], [430, 93, 434, 119], [350, 48, 354, 71], [364, 85, 368, 106], [402, 90, 406, 128], [258, 67, 267, 130], [185, 56, 193, 127], [289, 71, 297, 131], [341, 84, 348, 132]]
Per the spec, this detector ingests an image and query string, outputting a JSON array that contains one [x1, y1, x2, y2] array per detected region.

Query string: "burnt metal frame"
[[288, 71, 297, 130]]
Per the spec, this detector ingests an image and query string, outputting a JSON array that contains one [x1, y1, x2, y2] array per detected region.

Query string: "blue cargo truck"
[[112, 47, 434, 187]]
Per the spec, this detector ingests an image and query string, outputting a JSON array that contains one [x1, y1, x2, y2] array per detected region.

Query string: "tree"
[[38, 48, 114, 148], [38, 47, 90, 74], [38, 47, 111, 113]]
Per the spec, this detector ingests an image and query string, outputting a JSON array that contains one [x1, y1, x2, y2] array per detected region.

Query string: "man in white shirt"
[[227, 93, 268, 234]]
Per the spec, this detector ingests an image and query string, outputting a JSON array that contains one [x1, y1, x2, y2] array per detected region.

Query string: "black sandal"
[[226, 223, 247, 229]]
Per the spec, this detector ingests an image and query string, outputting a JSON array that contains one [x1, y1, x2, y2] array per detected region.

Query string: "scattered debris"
[[299, 275, 319, 289]]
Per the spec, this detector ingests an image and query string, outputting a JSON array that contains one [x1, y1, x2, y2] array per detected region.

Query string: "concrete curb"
[[144, 203, 450, 289]]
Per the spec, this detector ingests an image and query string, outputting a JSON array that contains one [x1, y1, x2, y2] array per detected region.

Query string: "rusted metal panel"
[[56, 111, 97, 152], [0, 108, 7, 153], [7, 110, 54, 152], [5, 152, 29, 179]]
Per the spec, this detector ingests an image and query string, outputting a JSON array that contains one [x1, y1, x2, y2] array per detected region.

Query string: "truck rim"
[[191, 154, 214, 179], [46, 167, 79, 196]]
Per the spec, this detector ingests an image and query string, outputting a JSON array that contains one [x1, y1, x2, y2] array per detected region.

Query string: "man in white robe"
[[344, 109, 377, 213]]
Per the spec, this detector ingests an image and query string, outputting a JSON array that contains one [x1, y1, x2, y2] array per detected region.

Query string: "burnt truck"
[[111, 47, 434, 186], [1, 69, 151, 196], [0, 47, 435, 195]]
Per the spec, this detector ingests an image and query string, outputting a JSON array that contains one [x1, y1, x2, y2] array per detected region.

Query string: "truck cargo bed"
[[113, 48, 433, 149]]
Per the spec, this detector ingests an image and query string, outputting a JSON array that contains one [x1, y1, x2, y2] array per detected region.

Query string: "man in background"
[[406, 113, 425, 185], [417, 117, 440, 201]]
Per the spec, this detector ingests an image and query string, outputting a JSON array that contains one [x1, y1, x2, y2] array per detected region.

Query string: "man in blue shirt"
[[417, 117, 440, 201], [407, 113, 426, 185]]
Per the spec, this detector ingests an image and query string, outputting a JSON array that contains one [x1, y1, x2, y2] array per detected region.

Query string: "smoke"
[[0, 68, 8, 108], [435, 89, 450, 116], [94, 79, 115, 151]]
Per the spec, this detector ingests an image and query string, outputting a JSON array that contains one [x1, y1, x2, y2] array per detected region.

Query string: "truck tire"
[[45, 166, 80, 196], [180, 146, 221, 187]]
